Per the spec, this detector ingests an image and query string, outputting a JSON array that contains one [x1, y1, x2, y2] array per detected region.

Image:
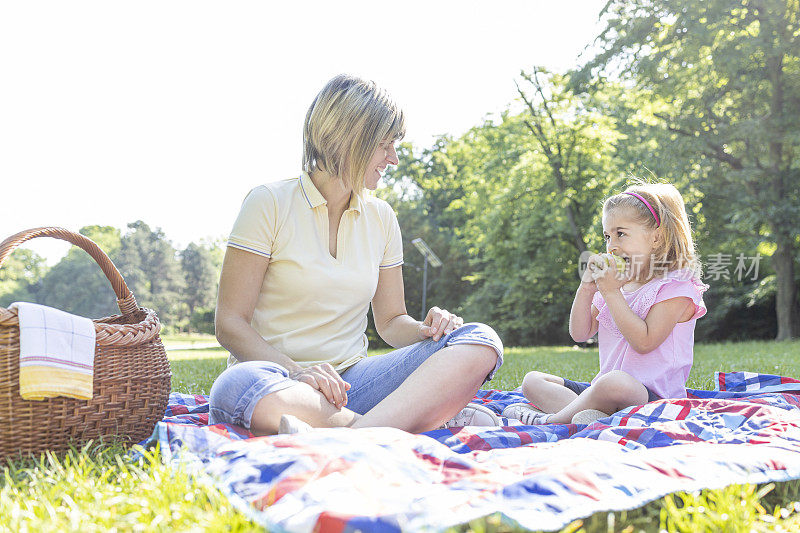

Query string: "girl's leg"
[[521, 371, 579, 413], [547, 370, 649, 424]]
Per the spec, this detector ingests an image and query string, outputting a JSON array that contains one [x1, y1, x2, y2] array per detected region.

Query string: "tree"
[[79, 225, 123, 258], [378, 142, 482, 321], [578, 0, 800, 339], [36, 226, 122, 318], [456, 72, 620, 344], [116, 221, 186, 328], [180, 242, 218, 333], [380, 71, 623, 345], [0, 249, 47, 307], [514, 68, 620, 257]]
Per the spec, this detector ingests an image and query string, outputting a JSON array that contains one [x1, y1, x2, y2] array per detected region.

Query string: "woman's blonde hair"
[[603, 181, 701, 278], [303, 74, 406, 192]]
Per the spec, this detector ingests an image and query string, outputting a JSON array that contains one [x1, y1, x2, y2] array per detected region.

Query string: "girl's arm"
[[569, 282, 600, 342], [570, 253, 607, 342], [371, 266, 460, 347], [600, 290, 694, 353]]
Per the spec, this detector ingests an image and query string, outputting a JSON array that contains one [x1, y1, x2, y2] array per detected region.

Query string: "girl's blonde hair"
[[603, 182, 701, 278], [302, 74, 406, 192]]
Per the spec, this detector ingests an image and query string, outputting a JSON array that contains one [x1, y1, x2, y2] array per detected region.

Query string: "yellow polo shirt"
[[226, 172, 404, 371]]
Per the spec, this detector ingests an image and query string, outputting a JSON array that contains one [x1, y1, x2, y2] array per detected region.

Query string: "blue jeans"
[[208, 322, 503, 429]]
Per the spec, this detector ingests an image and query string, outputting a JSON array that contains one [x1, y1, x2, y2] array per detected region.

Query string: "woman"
[[210, 74, 503, 435]]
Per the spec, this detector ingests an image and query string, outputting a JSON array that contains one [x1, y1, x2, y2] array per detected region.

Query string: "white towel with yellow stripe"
[[10, 302, 96, 400]]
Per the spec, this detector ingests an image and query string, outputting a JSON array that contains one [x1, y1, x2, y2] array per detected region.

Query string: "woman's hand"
[[418, 306, 464, 342], [288, 363, 351, 409]]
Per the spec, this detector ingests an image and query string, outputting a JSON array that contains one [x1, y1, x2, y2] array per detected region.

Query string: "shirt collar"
[[299, 171, 363, 213]]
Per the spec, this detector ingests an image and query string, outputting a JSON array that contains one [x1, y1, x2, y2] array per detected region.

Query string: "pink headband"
[[624, 192, 660, 227]]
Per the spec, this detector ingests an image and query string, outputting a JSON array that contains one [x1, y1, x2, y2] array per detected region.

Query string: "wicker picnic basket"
[[0, 227, 171, 460]]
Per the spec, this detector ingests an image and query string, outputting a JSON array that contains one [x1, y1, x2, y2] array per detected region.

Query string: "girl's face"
[[363, 140, 399, 190], [602, 208, 660, 280]]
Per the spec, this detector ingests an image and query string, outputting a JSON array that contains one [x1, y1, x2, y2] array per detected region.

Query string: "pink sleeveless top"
[[591, 269, 709, 399]]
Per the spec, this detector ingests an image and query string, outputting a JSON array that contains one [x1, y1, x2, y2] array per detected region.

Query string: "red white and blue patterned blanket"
[[146, 372, 800, 532]]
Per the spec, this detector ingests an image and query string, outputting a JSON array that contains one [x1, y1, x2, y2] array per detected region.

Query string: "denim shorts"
[[562, 378, 661, 402], [208, 322, 503, 428]]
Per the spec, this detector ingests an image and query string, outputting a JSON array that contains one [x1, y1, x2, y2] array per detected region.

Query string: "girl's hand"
[[593, 254, 629, 293], [289, 363, 351, 409], [419, 306, 464, 341], [582, 253, 607, 285]]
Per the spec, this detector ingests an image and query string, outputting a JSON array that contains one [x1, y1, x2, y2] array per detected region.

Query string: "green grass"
[[159, 332, 218, 344], [2, 338, 800, 532], [493, 339, 800, 392], [1, 444, 255, 533]]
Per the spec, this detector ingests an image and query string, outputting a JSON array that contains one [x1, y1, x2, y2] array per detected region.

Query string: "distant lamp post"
[[411, 238, 442, 319]]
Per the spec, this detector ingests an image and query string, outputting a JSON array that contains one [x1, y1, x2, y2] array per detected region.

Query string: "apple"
[[603, 253, 627, 273]]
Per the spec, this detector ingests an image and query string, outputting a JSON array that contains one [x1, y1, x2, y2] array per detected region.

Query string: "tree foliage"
[[180, 242, 218, 333], [36, 226, 122, 318], [115, 221, 188, 325], [379, 70, 623, 345], [0, 249, 47, 307]]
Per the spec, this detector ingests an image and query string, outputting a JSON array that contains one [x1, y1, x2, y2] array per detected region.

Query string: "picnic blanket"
[[144, 372, 800, 532]]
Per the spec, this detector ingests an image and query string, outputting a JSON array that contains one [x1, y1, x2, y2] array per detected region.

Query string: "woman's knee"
[[248, 383, 312, 435], [440, 342, 497, 374], [455, 322, 503, 353], [208, 361, 294, 427], [447, 322, 504, 379]]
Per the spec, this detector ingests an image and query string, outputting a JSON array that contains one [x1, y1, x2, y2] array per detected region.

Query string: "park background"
[[1, 0, 798, 346], [2, 2, 800, 531]]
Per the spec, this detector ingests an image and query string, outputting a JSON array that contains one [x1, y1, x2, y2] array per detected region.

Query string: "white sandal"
[[442, 402, 501, 428], [501, 402, 549, 425]]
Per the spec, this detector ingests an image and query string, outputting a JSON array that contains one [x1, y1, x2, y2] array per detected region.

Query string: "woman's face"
[[363, 140, 399, 190]]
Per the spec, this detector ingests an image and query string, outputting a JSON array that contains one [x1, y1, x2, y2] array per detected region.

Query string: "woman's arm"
[[215, 247, 350, 407], [371, 266, 460, 348], [370, 266, 425, 348], [215, 247, 301, 369]]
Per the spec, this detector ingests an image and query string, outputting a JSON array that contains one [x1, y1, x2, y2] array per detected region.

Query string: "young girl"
[[503, 182, 709, 425]]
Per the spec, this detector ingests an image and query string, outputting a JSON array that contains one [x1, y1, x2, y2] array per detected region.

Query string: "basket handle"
[[0, 227, 139, 315]]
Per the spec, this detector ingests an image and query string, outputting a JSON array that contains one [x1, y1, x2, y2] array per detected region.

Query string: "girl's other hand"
[[419, 306, 464, 341], [582, 253, 606, 284]]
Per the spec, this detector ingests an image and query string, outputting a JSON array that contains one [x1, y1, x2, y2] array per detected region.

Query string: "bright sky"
[[1, 1, 605, 265]]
